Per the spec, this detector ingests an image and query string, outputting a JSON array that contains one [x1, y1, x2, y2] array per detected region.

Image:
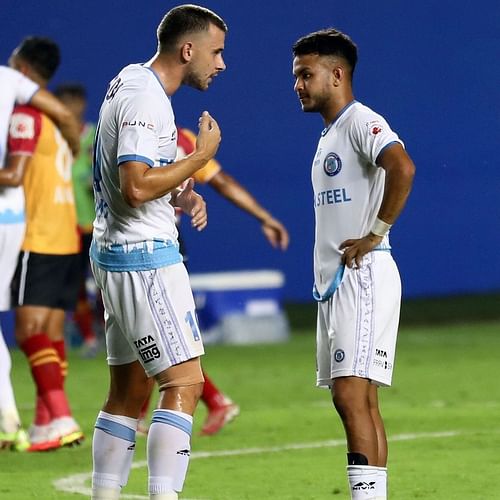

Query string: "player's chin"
[[303, 103, 318, 113], [195, 80, 211, 92], [299, 99, 315, 112]]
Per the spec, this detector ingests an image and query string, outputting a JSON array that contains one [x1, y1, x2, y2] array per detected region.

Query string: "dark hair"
[[293, 28, 358, 77], [15, 36, 60, 80], [157, 4, 227, 53], [54, 82, 87, 100]]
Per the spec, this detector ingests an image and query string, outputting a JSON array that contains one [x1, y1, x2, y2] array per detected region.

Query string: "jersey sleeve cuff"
[[117, 154, 154, 167]]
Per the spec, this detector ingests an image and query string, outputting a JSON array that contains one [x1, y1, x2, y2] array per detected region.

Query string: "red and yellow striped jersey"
[[8, 105, 79, 254]]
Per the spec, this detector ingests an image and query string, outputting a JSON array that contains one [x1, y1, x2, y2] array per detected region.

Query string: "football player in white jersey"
[[0, 65, 80, 451], [89, 5, 226, 500], [293, 29, 415, 500]]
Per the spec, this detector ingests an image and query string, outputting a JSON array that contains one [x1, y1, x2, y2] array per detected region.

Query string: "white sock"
[[92, 411, 138, 498], [375, 467, 387, 500], [347, 465, 378, 499], [0, 328, 21, 433], [148, 409, 193, 495], [91, 486, 121, 500], [150, 494, 178, 500]]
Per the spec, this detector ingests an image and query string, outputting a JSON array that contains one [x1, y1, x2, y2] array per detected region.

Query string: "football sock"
[[91, 487, 120, 500], [201, 371, 227, 409], [74, 300, 97, 343], [347, 465, 378, 499], [375, 467, 387, 500], [148, 409, 193, 494], [92, 411, 137, 497], [51, 339, 68, 380], [0, 331, 21, 433], [34, 395, 51, 425], [20, 333, 71, 420]]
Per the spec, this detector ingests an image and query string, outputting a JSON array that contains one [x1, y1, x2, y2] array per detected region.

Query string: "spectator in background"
[[0, 63, 80, 452], [0, 36, 83, 452], [54, 83, 100, 358], [137, 126, 290, 437], [292, 28, 415, 499]]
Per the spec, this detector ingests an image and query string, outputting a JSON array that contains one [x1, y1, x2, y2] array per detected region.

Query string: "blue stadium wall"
[[2, 0, 498, 302]]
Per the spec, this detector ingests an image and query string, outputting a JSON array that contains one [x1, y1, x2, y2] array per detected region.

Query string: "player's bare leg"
[[332, 376, 380, 499], [368, 384, 387, 466], [332, 376, 378, 462], [368, 384, 388, 499]]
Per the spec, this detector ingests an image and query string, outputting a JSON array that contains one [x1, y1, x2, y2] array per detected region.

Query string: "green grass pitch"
[[1, 320, 499, 499]]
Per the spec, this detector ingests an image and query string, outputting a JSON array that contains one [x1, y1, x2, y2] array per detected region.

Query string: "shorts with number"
[[316, 251, 401, 388], [11, 251, 80, 310], [0, 223, 25, 311], [91, 261, 204, 377]]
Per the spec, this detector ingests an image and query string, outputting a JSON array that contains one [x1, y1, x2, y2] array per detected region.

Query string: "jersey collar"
[[321, 100, 357, 137], [143, 64, 170, 99]]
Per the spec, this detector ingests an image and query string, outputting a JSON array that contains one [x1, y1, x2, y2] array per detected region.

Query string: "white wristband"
[[371, 217, 392, 237]]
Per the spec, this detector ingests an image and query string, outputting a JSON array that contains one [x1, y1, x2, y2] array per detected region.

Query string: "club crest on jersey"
[[323, 152, 342, 177]]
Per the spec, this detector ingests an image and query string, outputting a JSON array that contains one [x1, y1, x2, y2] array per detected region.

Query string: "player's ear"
[[180, 42, 193, 63], [332, 66, 344, 87]]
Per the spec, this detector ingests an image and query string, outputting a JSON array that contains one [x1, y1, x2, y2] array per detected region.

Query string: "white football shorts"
[[91, 261, 204, 377], [316, 250, 401, 388], [0, 223, 25, 311]]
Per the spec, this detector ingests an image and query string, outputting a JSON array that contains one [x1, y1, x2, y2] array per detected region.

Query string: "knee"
[[15, 318, 44, 344], [158, 382, 204, 415], [332, 389, 351, 418], [331, 385, 367, 420]]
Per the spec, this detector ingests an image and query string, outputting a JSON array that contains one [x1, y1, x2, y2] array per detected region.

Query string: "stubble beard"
[[183, 70, 208, 91]]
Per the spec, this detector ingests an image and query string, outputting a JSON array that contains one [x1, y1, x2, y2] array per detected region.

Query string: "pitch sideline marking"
[[53, 430, 460, 499]]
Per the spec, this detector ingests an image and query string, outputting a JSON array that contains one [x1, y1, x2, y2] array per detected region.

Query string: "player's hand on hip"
[[176, 178, 208, 231], [196, 111, 221, 161], [340, 233, 382, 268], [262, 217, 290, 251]]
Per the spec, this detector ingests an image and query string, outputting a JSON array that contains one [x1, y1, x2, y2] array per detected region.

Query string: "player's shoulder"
[[121, 64, 165, 94], [346, 101, 391, 135], [348, 101, 386, 124], [0, 65, 20, 83], [117, 65, 169, 108]]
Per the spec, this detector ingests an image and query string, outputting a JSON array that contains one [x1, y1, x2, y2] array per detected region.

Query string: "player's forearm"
[[0, 156, 29, 187], [0, 170, 23, 186], [210, 172, 270, 222], [377, 163, 415, 225], [121, 153, 211, 207], [30, 89, 80, 155]]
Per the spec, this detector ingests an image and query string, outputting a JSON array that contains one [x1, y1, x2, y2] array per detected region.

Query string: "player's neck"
[[321, 91, 355, 127], [146, 53, 182, 96]]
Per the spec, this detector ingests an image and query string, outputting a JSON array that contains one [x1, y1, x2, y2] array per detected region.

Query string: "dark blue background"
[[2, 0, 498, 301]]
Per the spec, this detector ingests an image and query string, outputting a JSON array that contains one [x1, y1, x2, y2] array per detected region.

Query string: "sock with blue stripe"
[[91, 411, 137, 499], [148, 409, 193, 495]]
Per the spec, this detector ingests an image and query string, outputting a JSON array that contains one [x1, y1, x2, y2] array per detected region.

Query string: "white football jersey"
[[0, 66, 39, 223], [91, 64, 181, 271], [311, 101, 403, 300]]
